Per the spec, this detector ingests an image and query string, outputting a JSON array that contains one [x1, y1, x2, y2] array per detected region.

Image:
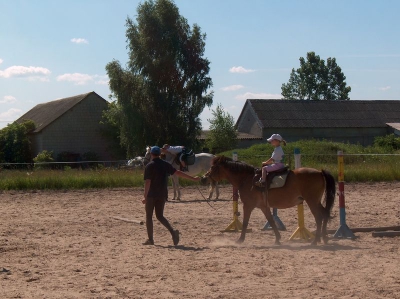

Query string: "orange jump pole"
[[333, 151, 356, 239], [289, 148, 314, 241], [223, 152, 251, 232]]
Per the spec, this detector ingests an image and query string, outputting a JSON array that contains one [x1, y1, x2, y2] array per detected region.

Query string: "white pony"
[[144, 146, 219, 200], [126, 156, 145, 169]]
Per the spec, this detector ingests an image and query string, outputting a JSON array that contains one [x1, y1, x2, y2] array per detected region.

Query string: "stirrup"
[[254, 179, 265, 187]]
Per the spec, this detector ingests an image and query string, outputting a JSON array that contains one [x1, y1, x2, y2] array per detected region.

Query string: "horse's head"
[[201, 155, 255, 185], [200, 156, 225, 184], [143, 146, 152, 166]]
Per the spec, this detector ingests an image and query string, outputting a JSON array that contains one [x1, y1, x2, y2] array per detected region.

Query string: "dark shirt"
[[144, 157, 177, 198]]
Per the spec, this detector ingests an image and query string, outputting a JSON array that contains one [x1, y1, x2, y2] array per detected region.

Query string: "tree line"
[[1, 0, 352, 162]]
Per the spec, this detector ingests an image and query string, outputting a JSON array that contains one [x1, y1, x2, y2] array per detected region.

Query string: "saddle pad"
[[269, 172, 289, 189], [186, 153, 195, 165]]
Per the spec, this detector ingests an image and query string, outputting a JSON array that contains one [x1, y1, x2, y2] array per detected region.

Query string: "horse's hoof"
[[275, 240, 281, 246], [236, 238, 244, 244]]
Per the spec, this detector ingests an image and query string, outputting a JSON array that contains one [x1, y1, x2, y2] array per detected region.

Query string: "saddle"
[[253, 167, 290, 191], [174, 149, 195, 170]]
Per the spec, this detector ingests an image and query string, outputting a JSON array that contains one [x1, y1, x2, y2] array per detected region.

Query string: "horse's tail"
[[322, 169, 336, 219]]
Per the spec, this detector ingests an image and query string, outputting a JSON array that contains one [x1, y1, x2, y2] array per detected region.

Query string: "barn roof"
[[16, 91, 107, 133], [237, 99, 400, 128], [387, 123, 400, 131]]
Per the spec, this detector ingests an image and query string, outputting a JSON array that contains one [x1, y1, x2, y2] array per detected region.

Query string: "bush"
[[33, 150, 54, 169], [374, 134, 400, 151]]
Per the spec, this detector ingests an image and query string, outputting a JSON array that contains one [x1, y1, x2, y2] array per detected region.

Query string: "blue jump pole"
[[333, 151, 356, 239]]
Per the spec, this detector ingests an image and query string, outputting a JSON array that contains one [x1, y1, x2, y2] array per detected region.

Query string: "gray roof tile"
[[244, 99, 400, 128], [16, 92, 105, 133]]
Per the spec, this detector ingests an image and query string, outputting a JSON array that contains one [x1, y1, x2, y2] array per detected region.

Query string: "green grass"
[[1, 139, 399, 190], [0, 168, 144, 190], [220, 139, 400, 182]]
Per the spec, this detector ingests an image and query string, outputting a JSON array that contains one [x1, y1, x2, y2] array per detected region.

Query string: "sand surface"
[[1, 182, 400, 298]]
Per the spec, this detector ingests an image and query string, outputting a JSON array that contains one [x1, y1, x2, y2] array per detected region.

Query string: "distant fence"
[[235, 153, 400, 166], [0, 160, 132, 171]]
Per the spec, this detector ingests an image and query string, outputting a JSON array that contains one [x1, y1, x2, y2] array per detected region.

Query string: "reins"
[[195, 185, 231, 211]]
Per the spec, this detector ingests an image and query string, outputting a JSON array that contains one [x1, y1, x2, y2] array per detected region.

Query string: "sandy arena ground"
[[1, 182, 400, 298]]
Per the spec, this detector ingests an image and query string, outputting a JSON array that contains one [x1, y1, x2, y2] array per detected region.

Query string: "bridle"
[[201, 167, 215, 182], [143, 147, 151, 166]]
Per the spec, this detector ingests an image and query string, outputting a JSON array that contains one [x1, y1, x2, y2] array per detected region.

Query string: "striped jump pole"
[[333, 151, 356, 239], [223, 152, 251, 232], [289, 148, 314, 241], [261, 208, 286, 231]]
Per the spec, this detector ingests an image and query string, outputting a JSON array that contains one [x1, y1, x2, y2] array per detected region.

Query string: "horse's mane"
[[212, 155, 256, 174]]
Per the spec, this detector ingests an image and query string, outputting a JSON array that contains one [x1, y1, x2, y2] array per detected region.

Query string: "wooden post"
[[334, 151, 356, 239], [289, 148, 314, 241], [223, 152, 251, 232]]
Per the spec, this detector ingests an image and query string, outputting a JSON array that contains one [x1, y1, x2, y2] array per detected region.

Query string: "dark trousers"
[[145, 196, 174, 241]]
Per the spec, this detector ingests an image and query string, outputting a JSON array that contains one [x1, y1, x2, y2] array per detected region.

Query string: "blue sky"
[[1, 0, 399, 130]]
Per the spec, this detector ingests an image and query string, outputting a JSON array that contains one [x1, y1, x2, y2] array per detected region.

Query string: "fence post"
[[289, 148, 314, 241], [333, 151, 356, 239]]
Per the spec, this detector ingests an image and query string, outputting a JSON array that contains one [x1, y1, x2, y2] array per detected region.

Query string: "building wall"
[[236, 105, 263, 137], [237, 139, 263, 149], [262, 127, 387, 146], [32, 94, 113, 160]]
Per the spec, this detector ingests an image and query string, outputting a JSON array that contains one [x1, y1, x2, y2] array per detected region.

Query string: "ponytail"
[[281, 140, 287, 146]]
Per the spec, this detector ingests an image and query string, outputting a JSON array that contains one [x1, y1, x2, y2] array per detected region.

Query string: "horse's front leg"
[[207, 182, 214, 200], [261, 199, 281, 245], [207, 181, 219, 200], [236, 203, 253, 244], [215, 182, 219, 200], [172, 175, 181, 200]]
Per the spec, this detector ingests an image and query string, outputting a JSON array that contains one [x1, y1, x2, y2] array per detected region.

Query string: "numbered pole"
[[333, 151, 355, 239]]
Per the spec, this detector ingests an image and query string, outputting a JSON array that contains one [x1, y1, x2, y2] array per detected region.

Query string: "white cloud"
[[0, 59, 3, 64], [57, 73, 109, 85], [0, 66, 51, 79], [0, 108, 22, 121], [93, 75, 109, 85], [71, 38, 89, 44], [57, 73, 93, 85], [95, 80, 109, 85], [229, 66, 255, 74], [235, 92, 282, 101], [221, 85, 244, 91], [0, 95, 17, 104], [379, 86, 391, 91]]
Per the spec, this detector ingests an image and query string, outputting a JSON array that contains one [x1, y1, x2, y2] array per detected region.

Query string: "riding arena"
[[1, 153, 399, 298]]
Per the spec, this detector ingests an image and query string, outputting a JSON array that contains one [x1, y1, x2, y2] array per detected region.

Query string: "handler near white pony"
[[144, 146, 219, 201], [161, 144, 187, 171]]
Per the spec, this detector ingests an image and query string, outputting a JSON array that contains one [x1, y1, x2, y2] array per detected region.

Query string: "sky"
[[1, 0, 400, 130]]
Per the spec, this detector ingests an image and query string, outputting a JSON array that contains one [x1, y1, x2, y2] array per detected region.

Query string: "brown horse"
[[200, 156, 336, 245]]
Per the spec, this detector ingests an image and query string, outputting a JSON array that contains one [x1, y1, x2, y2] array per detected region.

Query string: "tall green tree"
[[105, 0, 213, 156], [0, 120, 35, 163], [281, 52, 351, 101], [206, 104, 237, 153]]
